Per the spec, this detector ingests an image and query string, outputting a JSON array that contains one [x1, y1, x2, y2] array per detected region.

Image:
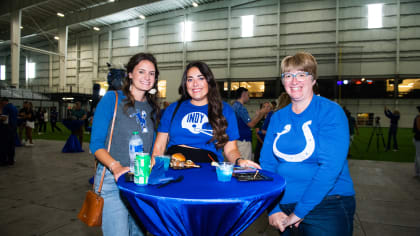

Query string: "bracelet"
[[108, 161, 119, 173], [235, 157, 243, 165]]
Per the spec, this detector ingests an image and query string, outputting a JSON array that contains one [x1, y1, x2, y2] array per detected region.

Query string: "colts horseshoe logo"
[[273, 120, 315, 162]]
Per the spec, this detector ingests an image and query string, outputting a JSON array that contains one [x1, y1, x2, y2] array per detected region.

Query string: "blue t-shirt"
[[260, 95, 355, 219], [232, 101, 251, 141], [158, 100, 239, 161]]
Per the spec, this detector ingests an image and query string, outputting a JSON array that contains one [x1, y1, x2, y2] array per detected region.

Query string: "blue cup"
[[216, 162, 234, 182], [156, 155, 171, 171]]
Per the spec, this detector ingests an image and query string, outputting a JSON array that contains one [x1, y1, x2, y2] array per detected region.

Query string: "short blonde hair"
[[281, 52, 318, 80]]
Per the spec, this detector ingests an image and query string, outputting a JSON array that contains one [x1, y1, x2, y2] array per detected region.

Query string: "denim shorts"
[[279, 195, 356, 236]]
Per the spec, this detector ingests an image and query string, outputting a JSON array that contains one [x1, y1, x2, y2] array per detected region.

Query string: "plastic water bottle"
[[129, 131, 143, 173]]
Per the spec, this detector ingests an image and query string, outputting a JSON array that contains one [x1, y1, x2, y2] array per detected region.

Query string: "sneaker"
[[25, 143, 34, 146], [393, 149, 398, 152], [21, 140, 25, 145]]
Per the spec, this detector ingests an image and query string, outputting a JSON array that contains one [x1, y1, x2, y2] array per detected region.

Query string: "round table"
[[117, 163, 286, 236], [61, 119, 84, 153]]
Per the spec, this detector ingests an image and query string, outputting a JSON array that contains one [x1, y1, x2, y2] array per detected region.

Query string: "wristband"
[[109, 161, 119, 173], [235, 157, 243, 165]]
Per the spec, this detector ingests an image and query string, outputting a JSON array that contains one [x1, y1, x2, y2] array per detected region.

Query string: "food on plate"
[[170, 153, 200, 168]]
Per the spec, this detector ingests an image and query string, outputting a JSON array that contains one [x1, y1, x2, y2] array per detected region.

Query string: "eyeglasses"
[[281, 71, 311, 82]]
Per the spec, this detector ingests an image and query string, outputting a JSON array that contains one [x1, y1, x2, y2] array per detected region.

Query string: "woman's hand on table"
[[237, 158, 261, 169], [269, 212, 288, 231], [111, 163, 130, 182]]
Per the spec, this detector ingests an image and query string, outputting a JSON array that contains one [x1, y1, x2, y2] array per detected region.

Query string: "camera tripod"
[[366, 119, 386, 152]]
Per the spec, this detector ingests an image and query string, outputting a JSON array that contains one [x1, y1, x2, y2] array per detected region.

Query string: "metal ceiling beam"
[[105, 0, 259, 31], [0, 0, 50, 16], [2, 0, 160, 40], [58, 0, 160, 27]]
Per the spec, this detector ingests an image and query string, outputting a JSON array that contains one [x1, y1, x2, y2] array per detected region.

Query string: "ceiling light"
[[108, 0, 115, 2], [57, 12, 65, 17], [192, 2, 198, 7], [139, 15, 146, 20], [54, 36, 59, 40], [20, 26, 23, 29], [93, 27, 100, 31]]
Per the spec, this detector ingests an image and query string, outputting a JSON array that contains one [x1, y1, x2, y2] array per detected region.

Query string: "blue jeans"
[[94, 164, 145, 236], [279, 195, 355, 236]]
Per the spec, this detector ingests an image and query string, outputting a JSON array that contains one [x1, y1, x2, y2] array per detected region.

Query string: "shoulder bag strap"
[[95, 91, 119, 193]]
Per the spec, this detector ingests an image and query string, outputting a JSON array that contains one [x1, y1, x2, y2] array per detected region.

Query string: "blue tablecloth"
[[117, 163, 286, 236], [61, 120, 84, 153]]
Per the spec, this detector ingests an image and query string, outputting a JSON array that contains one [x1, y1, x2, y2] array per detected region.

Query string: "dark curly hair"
[[178, 61, 228, 149], [121, 53, 160, 125]]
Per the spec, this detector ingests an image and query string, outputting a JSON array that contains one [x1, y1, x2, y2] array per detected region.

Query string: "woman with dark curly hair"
[[152, 61, 259, 168], [90, 52, 160, 236]]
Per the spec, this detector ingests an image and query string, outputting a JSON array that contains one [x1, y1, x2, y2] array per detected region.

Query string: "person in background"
[[0, 98, 18, 165], [260, 52, 355, 235], [17, 101, 28, 145], [50, 107, 62, 132], [413, 106, 420, 178], [271, 100, 277, 110], [232, 87, 270, 161], [152, 61, 260, 168], [254, 102, 272, 164], [24, 102, 35, 146], [384, 106, 400, 151], [71, 101, 87, 145], [90, 52, 161, 236], [43, 108, 48, 132], [37, 107, 46, 134], [345, 109, 359, 157]]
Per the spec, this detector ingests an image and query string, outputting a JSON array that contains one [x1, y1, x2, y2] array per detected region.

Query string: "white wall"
[[0, 0, 419, 120]]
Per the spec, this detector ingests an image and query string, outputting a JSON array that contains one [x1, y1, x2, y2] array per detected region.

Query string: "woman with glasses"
[[260, 52, 355, 235]]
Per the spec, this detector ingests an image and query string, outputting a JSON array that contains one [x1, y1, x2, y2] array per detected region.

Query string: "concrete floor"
[[0, 139, 419, 236]]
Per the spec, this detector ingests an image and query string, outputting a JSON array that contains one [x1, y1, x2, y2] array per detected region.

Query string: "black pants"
[[38, 121, 46, 132], [387, 125, 398, 150], [51, 121, 62, 132], [166, 145, 218, 163], [0, 124, 16, 165]]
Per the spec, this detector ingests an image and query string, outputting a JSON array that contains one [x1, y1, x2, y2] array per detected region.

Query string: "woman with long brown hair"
[[90, 52, 160, 235], [152, 61, 259, 168]]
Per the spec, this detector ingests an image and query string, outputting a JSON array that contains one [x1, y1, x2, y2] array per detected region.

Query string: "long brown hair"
[[121, 53, 161, 125], [178, 61, 228, 149]]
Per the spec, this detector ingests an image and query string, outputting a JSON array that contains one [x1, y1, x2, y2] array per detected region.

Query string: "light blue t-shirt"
[[158, 100, 239, 161], [260, 95, 355, 219]]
